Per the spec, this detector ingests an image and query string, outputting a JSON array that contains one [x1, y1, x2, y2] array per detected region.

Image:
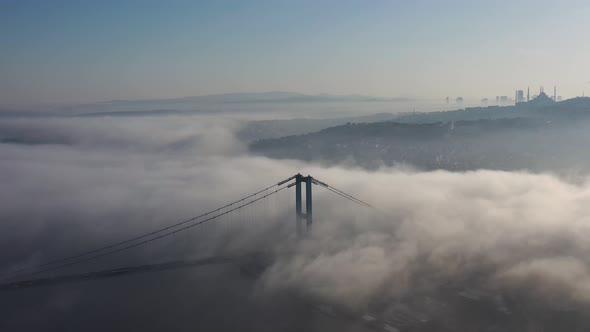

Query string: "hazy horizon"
[[2, 0, 590, 106]]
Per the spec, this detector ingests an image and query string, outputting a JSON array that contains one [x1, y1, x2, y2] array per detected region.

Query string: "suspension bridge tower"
[[295, 173, 312, 235]]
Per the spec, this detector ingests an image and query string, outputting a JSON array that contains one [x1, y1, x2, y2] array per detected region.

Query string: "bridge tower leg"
[[294, 173, 313, 236], [305, 175, 312, 232], [295, 173, 303, 236]]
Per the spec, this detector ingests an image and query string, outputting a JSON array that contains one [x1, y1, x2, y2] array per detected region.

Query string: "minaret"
[[527, 87, 530, 102]]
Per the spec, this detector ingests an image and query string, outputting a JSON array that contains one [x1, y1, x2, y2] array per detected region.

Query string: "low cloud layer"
[[1, 116, 590, 329], [262, 169, 590, 309]]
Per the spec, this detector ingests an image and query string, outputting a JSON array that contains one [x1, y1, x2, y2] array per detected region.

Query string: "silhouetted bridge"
[[0, 173, 374, 289]]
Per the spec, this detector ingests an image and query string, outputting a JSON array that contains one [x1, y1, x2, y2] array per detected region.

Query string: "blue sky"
[[1, 0, 589, 105]]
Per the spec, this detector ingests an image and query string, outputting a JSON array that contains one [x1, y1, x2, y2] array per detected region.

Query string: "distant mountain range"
[[91, 91, 413, 104], [66, 92, 415, 116], [0, 92, 417, 117]]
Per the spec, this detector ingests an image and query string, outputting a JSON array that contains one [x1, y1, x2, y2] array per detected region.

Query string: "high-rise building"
[[516, 90, 525, 103]]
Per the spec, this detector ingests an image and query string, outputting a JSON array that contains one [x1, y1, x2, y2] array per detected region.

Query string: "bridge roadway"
[[0, 253, 414, 332], [0, 253, 392, 332], [0, 256, 238, 291]]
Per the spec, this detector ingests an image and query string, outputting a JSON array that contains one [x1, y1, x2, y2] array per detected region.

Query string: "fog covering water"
[[2, 115, 590, 330]]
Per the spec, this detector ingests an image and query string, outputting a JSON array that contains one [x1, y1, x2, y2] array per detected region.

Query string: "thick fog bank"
[[1, 116, 590, 330]]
